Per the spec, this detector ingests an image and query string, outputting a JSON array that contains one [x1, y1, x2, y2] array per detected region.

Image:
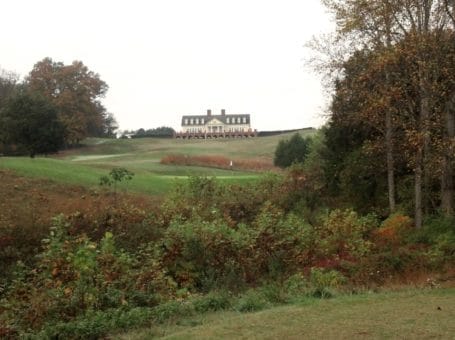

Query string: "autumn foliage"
[[161, 154, 277, 172], [1, 170, 453, 337]]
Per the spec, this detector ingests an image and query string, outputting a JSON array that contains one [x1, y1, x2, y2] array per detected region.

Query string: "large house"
[[175, 109, 257, 139]]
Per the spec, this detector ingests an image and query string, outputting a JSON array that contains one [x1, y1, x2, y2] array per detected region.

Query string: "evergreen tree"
[[274, 133, 311, 168]]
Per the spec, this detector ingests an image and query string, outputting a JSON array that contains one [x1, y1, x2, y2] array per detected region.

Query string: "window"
[[184, 119, 188, 125], [196, 118, 199, 124], [190, 119, 194, 125], [243, 117, 247, 123], [237, 117, 241, 123], [201, 118, 205, 124], [226, 118, 230, 124]]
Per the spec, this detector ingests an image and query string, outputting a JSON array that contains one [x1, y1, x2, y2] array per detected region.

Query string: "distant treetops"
[[120, 126, 176, 139], [0, 58, 118, 157]]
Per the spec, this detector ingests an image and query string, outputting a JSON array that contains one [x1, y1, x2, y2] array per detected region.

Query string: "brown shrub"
[[160, 154, 277, 172]]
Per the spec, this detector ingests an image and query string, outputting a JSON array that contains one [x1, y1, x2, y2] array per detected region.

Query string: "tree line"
[[0, 58, 117, 157], [314, 0, 454, 227], [120, 126, 176, 139]]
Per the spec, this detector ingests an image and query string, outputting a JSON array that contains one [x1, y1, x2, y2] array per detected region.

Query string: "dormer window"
[[243, 117, 247, 123], [201, 118, 204, 124], [184, 119, 188, 125], [190, 119, 194, 125], [227, 118, 230, 124], [196, 118, 199, 124], [237, 117, 241, 124]]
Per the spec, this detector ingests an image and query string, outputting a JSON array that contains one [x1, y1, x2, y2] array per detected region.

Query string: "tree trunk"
[[416, 75, 430, 229], [386, 109, 396, 213], [385, 19, 396, 215], [415, 152, 423, 228], [441, 96, 455, 215]]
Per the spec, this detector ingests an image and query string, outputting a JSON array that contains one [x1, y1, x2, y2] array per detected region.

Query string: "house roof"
[[181, 114, 250, 126]]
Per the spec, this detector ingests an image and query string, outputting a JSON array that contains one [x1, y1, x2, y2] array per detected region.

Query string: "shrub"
[[192, 291, 232, 313], [274, 133, 311, 168], [32, 307, 154, 339], [150, 301, 194, 323], [159, 217, 246, 290], [258, 284, 290, 304], [284, 273, 308, 296], [374, 213, 413, 249], [316, 209, 377, 262], [235, 290, 269, 312], [401, 214, 455, 269], [309, 268, 346, 298], [1, 216, 174, 335]]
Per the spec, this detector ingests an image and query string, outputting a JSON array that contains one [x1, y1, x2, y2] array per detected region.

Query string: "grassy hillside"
[[118, 288, 455, 339], [0, 130, 314, 194]]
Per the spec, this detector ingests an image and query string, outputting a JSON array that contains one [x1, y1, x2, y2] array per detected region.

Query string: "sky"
[[1, 0, 334, 132]]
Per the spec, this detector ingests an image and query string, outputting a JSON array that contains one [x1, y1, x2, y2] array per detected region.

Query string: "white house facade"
[[176, 109, 257, 139]]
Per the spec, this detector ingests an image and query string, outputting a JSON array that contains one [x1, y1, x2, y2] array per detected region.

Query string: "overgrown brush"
[[1, 174, 453, 337]]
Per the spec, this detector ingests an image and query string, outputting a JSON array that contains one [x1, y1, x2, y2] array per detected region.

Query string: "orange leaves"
[[373, 214, 413, 248]]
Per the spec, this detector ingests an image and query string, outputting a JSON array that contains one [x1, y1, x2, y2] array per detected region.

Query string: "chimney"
[[207, 109, 212, 116], [221, 109, 226, 116]]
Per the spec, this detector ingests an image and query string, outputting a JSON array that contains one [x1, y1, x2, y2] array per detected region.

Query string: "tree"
[[131, 126, 176, 138], [319, 0, 455, 227], [274, 133, 311, 168], [27, 58, 115, 145], [0, 69, 19, 150], [0, 68, 19, 109], [0, 91, 65, 157]]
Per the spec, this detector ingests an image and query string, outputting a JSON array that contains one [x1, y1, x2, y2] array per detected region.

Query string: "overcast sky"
[[1, 0, 333, 132]]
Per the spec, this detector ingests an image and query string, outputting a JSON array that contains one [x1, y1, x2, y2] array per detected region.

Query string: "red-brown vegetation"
[[160, 154, 278, 172]]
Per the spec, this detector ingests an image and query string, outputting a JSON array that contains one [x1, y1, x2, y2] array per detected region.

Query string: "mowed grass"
[[0, 157, 257, 195], [119, 288, 455, 339], [0, 131, 316, 194], [0, 131, 313, 194]]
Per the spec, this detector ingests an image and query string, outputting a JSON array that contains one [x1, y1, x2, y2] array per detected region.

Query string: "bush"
[[33, 307, 154, 339], [235, 290, 270, 312], [150, 301, 194, 323], [274, 133, 311, 168], [309, 268, 346, 298], [316, 209, 377, 262], [374, 213, 413, 249], [159, 217, 246, 290], [192, 291, 232, 313], [159, 204, 315, 290], [1, 216, 174, 335]]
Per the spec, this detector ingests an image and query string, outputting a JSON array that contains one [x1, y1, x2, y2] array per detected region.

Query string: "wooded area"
[[317, 0, 454, 227], [0, 58, 117, 156]]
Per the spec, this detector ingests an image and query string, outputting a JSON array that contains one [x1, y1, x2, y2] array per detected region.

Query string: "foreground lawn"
[[119, 288, 455, 339]]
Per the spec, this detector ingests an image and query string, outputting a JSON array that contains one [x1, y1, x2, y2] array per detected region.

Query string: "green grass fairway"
[[0, 157, 257, 195], [1, 131, 314, 194], [118, 288, 455, 339]]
